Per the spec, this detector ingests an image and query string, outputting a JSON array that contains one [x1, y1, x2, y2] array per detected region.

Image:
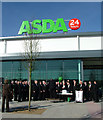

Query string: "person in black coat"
[[79, 80, 85, 91], [42, 81, 47, 100], [25, 81, 29, 101], [45, 81, 49, 98], [22, 81, 26, 101], [33, 80, 39, 101], [38, 81, 43, 100], [88, 81, 93, 101], [84, 81, 89, 102], [71, 80, 78, 101], [10, 81, 14, 101], [59, 81, 63, 93], [14, 81, 18, 101], [55, 81, 60, 98], [49, 79, 56, 98], [18, 81, 23, 102], [66, 80, 72, 93], [93, 81, 99, 102]]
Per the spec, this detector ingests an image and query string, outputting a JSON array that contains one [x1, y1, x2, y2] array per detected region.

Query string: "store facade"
[[0, 32, 103, 83]]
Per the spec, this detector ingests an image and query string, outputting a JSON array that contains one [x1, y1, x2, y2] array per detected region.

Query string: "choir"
[[8, 79, 102, 102]]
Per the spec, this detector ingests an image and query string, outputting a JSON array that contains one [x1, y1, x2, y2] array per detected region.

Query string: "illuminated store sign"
[[18, 18, 81, 35]]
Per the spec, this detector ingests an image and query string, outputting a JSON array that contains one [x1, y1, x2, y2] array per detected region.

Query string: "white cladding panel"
[[7, 40, 24, 53], [0, 36, 102, 54], [102, 36, 103, 49], [6, 37, 78, 53], [0, 41, 5, 54], [40, 37, 78, 52], [80, 36, 101, 50]]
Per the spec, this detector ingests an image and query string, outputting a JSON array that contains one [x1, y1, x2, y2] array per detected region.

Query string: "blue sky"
[[2, 2, 101, 37]]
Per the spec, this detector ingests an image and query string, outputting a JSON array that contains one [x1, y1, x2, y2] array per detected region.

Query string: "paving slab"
[[0, 99, 102, 119]]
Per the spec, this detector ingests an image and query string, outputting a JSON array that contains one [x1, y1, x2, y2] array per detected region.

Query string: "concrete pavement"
[[0, 98, 102, 119]]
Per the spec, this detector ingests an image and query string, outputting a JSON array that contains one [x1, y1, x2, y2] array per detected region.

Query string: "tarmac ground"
[[0, 98, 103, 119]]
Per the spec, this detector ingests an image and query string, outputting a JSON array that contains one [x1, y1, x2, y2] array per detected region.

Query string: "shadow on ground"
[[9, 104, 52, 114]]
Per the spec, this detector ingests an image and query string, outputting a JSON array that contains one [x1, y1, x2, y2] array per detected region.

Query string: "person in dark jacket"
[[84, 81, 89, 101], [55, 81, 60, 98], [22, 81, 27, 101], [49, 79, 56, 98], [93, 81, 99, 102], [45, 81, 49, 98], [72, 80, 78, 101], [2, 80, 11, 112], [25, 81, 29, 101], [9, 81, 14, 101], [18, 81, 23, 102], [79, 80, 85, 91], [42, 81, 47, 100], [14, 81, 18, 101], [66, 80, 72, 93], [59, 81, 63, 93], [33, 80, 39, 101], [38, 81, 43, 100], [88, 81, 93, 101]]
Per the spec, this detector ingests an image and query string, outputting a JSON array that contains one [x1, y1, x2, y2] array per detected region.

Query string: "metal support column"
[[78, 60, 81, 83], [46, 61, 47, 81], [81, 61, 84, 82], [77, 35, 80, 51], [62, 60, 64, 79], [4, 40, 7, 54]]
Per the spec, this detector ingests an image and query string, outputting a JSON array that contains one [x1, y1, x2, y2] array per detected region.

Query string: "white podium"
[[75, 90, 83, 103]]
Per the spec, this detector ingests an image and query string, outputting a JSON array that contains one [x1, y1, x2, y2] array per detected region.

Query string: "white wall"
[[80, 36, 101, 50], [40, 37, 78, 52], [0, 41, 5, 54], [7, 40, 24, 53], [0, 36, 102, 54]]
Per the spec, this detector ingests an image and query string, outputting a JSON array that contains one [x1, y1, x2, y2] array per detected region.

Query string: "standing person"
[[18, 81, 23, 102], [45, 81, 49, 98], [25, 81, 29, 101], [93, 81, 99, 102], [2, 80, 11, 112], [66, 80, 72, 93], [22, 81, 28, 101], [72, 80, 78, 101], [88, 81, 93, 101], [14, 80, 18, 101], [38, 81, 43, 100], [62, 80, 67, 101], [33, 80, 39, 101], [55, 81, 60, 98], [59, 81, 63, 93], [49, 79, 56, 98], [62, 80, 66, 90], [84, 81, 89, 102], [79, 80, 84, 91], [10, 81, 14, 101], [79, 80, 85, 102], [42, 81, 47, 100]]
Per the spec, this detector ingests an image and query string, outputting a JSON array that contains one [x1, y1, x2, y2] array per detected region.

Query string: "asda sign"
[[18, 18, 81, 35]]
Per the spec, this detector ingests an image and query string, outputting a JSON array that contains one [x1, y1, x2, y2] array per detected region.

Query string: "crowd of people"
[[6, 79, 102, 102], [2, 79, 102, 112]]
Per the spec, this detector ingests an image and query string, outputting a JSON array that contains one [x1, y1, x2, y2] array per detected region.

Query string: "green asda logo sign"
[[18, 18, 68, 35]]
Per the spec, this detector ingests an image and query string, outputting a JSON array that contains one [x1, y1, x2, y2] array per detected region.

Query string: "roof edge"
[[0, 31, 103, 41]]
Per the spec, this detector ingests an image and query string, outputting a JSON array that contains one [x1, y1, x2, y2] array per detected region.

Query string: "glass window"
[[1, 59, 82, 81]]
